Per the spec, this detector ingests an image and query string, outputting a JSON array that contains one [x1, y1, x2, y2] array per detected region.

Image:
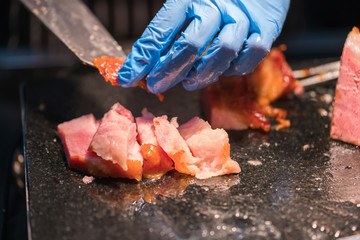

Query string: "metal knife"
[[20, 0, 127, 66]]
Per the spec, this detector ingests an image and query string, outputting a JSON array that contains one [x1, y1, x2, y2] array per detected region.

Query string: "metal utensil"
[[294, 60, 341, 87], [20, 0, 127, 66]]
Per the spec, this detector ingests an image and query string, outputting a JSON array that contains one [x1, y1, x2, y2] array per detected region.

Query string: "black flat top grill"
[[21, 63, 360, 240]]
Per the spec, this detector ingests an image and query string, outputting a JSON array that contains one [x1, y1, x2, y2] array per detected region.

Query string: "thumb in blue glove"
[[117, 0, 290, 94]]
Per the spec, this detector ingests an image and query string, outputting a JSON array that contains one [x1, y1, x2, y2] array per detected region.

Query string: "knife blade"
[[20, 0, 127, 66]]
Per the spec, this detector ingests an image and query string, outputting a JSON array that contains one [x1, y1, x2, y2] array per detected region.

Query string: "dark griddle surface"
[[22, 68, 360, 240]]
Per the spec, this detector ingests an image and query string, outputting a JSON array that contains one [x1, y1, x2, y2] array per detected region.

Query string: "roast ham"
[[202, 47, 301, 132], [58, 103, 240, 180], [331, 27, 360, 145], [136, 109, 174, 179]]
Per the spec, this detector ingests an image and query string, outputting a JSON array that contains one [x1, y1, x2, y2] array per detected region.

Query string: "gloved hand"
[[118, 0, 290, 94]]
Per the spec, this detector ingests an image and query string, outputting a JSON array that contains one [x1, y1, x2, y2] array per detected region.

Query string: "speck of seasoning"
[[345, 165, 352, 169], [334, 230, 340, 238], [303, 144, 310, 151]]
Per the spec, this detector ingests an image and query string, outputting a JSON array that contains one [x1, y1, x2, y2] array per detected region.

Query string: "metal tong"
[[293, 60, 341, 87]]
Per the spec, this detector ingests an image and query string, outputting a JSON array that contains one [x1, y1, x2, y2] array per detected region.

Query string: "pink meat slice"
[[57, 114, 99, 171], [331, 27, 360, 145], [90, 103, 143, 170], [153, 116, 200, 176], [136, 109, 174, 178], [178, 117, 241, 179], [57, 114, 130, 178], [136, 108, 157, 145]]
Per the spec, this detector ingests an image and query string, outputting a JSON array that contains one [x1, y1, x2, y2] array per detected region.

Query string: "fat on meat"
[[153, 116, 201, 176], [178, 117, 241, 179], [154, 116, 240, 179], [89, 103, 143, 177]]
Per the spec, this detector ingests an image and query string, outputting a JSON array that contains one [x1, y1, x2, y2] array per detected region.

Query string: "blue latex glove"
[[118, 0, 290, 93]]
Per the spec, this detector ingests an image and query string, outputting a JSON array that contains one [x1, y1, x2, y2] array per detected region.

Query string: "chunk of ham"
[[178, 117, 241, 179], [202, 47, 301, 132], [57, 114, 141, 179], [154, 116, 240, 179], [57, 114, 99, 172], [331, 27, 360, 145], [89, 103, 143, 180], [136, 109, 174, 179], [153, 116, 200, 176], [58, 103, 240, 180]]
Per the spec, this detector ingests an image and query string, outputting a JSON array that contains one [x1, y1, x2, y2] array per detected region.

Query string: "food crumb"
[[318, 108, 328, 117], [302, 144, 310, 151], [92, 25, 99, 31], [320, 94, 333, 104], [345, 165, 353, 169], [248, 160, 262, 166], [82, 176, 95, 184], [40, 6, 47, 14], [32, 8, 39, 15], [309, 91, 317, 98]]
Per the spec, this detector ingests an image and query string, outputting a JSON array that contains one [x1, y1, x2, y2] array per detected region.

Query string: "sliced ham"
[[58, 103, 240, 180], [57, 114, 99, 172], [178, 117, 241, 179], [154, 116, 240, 179], [201, 76, 271, 131], [153, 116, 201, 176], [136, 109, 174, 179], [331, 27, 360, 146], [89, 103, 143, 180], [57, 114, 139, 179], [202, 47, 301, 132]]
